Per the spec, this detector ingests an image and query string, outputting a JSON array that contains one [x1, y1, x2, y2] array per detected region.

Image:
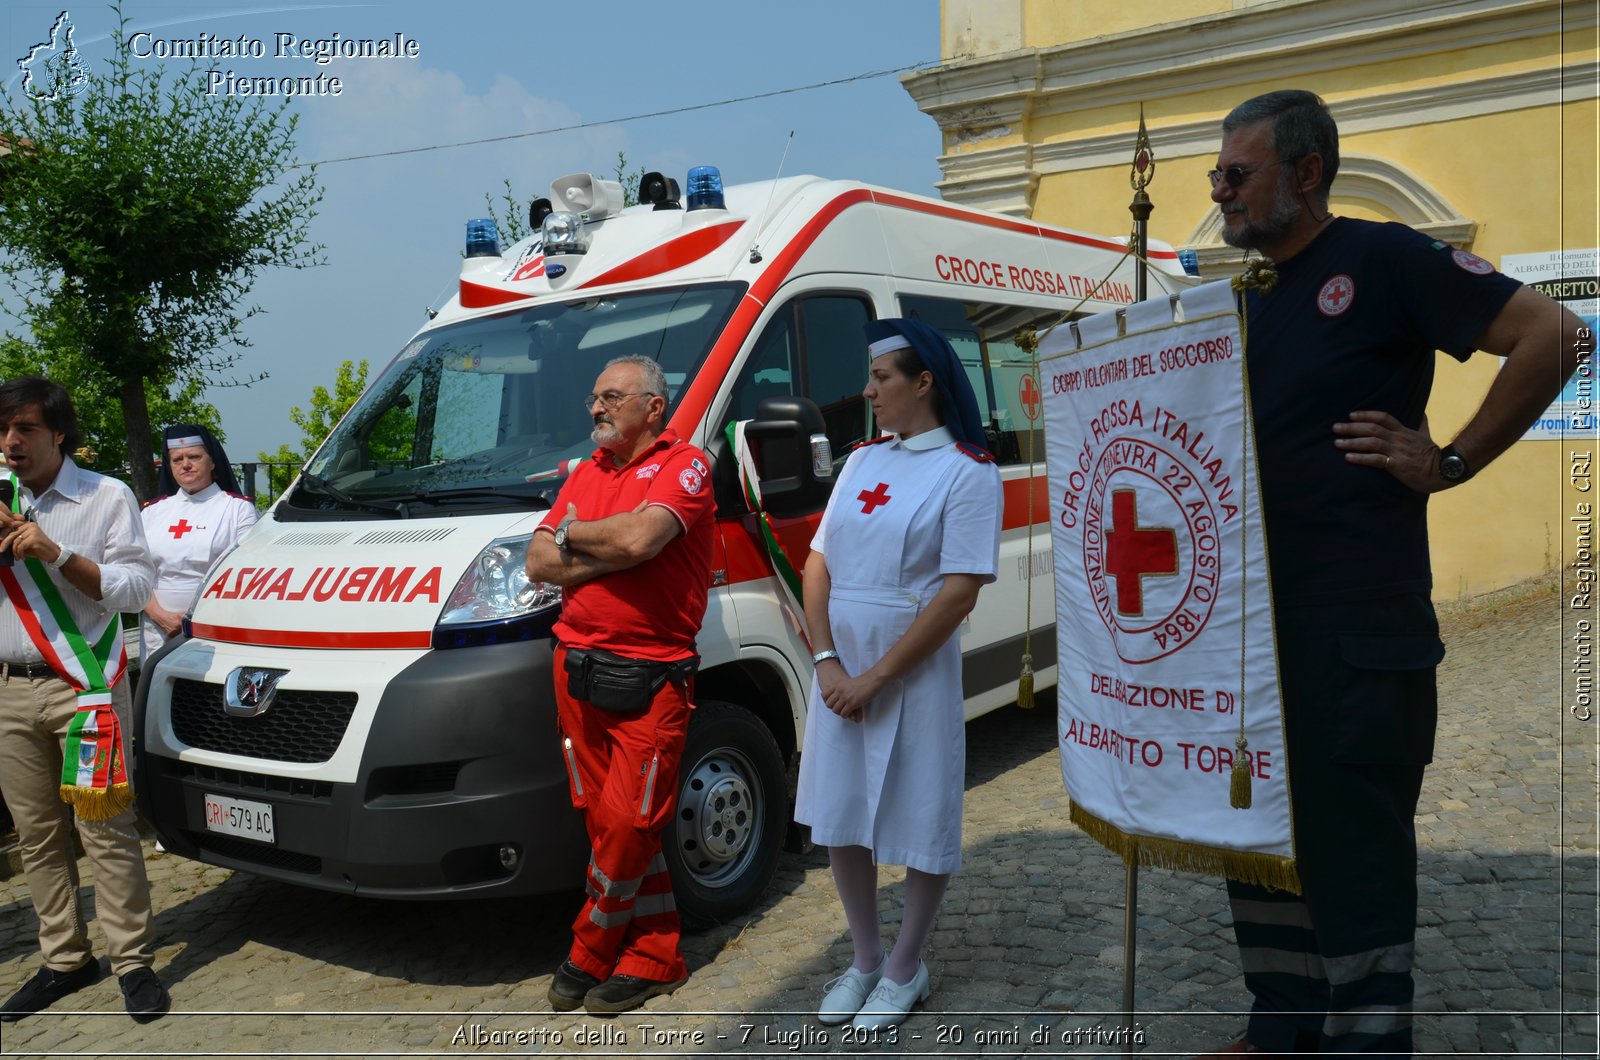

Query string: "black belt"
[[1, 660, 59, 680]]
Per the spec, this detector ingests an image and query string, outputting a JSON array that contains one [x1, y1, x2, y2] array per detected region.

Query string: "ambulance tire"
[[666, 700, 786, 928]]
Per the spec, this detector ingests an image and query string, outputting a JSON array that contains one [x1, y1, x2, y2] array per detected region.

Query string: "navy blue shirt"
[[1243, 218, 1520, 605]]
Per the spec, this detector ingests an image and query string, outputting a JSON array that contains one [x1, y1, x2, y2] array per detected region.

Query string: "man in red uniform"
[[526, 355, 714, 1015]]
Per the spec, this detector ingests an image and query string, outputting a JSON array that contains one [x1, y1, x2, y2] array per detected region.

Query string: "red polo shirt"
[[537, 430, 714, 661]]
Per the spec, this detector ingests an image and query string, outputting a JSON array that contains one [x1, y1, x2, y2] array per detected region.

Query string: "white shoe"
[[850, 960, 930, 1031], [817, 956, 885, 1025]]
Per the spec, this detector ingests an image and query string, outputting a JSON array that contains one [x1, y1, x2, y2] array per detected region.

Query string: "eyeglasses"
[[582, 390, 654, 412], [1207, 158, 1293, 189]]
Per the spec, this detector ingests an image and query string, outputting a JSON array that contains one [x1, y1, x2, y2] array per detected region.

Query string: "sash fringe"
[[59, 781, 133, 821], [1069, 802, 1301, 895]]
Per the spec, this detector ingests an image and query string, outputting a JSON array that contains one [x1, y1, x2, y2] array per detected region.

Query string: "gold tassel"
[[59, 782, 133, 821], [1229, 735, 1252, 809], [1017, 653, 1035, 709]]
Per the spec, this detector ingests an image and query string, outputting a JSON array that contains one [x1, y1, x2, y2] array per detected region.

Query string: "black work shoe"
[[0, 959, 103, 1022], [547, 959, 603, 1012], [118, 966, 170, 1024], [583, 972, 687, 1014]]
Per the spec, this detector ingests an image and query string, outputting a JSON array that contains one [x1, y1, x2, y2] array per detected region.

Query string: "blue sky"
[[2, 1, 943, 462]]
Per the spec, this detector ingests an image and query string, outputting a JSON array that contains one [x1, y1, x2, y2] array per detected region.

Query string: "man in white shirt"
[[0, 377, 167, 1023]]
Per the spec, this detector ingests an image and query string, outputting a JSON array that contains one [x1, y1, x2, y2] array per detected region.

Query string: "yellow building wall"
[[922, 1, 1597, 599]]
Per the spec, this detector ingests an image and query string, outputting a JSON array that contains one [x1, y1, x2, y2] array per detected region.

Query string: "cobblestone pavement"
[[0, 577, 1594, 1058]]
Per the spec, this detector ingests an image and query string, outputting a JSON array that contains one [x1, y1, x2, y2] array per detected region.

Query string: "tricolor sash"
[[0, 472, 131, 819]]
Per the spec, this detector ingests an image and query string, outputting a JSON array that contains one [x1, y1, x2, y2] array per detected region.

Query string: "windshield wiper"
[[371, 485, 553, 509], [297, 472, 412, 518]]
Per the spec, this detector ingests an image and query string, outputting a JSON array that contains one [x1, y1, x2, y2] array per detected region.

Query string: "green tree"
[[0, 338, 221, 479], [0, 5, 324, 501], [257, 358, 412, 501], [257, 358, 370, 500], [482, 151, 645, 245]]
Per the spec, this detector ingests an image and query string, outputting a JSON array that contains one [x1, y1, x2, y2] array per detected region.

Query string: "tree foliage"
[[0, 5, 324, 500], [0, 337, 221, 478], [257, 358, 410, 500]]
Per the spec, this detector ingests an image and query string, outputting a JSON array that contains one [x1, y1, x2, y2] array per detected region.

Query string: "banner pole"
[[1120, 102, 1156, 1058]]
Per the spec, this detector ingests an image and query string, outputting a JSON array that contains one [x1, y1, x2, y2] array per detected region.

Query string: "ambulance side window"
[[898, 295, 1055, 467], [724, 294, 871, 465]]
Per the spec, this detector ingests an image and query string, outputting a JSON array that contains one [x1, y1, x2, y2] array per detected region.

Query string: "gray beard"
[[1220, 176, 1303, 252]]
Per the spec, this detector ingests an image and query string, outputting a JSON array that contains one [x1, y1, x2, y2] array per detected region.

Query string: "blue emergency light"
[[465, 218, 501, 258], [1178, 249, 1200, 276], [686, 166, 725, 211]]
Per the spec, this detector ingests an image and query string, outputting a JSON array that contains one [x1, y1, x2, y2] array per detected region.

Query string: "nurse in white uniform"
[[139, 425, 257, 663], [795, 318, 1003, 1031]]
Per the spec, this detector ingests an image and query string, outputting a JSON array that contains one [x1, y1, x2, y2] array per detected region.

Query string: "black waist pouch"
[[564, 647, 699, 713]]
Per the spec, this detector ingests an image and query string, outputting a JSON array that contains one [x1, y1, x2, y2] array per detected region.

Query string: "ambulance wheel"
[[666, 700, 786, 927]]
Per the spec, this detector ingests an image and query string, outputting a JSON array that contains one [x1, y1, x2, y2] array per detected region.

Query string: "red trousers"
[[553, 644, 691, 982]]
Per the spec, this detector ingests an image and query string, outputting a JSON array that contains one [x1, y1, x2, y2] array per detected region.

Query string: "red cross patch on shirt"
[[1317, 274, 1355, 317]]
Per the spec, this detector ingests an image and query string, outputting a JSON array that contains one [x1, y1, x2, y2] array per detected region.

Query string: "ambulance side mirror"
[[743, 395, 834, 520]]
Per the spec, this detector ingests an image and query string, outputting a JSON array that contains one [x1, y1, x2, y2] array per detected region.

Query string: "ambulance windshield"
[[281, 283, 744, 518]]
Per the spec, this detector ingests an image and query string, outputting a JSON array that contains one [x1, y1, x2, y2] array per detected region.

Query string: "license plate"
[[202, 793, 276, 844]]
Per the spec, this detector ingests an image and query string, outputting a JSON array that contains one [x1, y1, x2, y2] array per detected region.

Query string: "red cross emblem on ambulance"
[[1019, 374, 1042, 423]]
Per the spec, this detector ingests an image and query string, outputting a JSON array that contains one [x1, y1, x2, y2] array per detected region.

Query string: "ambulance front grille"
[[169, 678, 358, 763]]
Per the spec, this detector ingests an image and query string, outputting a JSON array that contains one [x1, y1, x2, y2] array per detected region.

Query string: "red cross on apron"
[[168, 519, 194, 539], [857, 482, 892, 514]]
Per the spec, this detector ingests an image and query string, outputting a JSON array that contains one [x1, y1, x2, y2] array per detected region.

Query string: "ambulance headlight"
[[438, 534, 560, 627], [542, 211, 588, 255]]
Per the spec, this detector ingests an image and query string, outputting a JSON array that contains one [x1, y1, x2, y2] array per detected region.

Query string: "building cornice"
[[903, 0, 1590, 133], [1027, 60, 1599, 173]]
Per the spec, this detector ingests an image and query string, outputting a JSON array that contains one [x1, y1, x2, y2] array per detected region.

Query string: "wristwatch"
[[553, 520, 573, 552], [1438, 444, 1471, 485], [48, 546, 73, 570], [812, 649, 840, 665]]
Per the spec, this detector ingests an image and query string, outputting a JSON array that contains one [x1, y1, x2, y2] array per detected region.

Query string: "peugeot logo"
[[224, 667, 289, 718]]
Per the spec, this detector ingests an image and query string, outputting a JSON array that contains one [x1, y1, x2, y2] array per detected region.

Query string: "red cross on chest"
[[168, 518, 195, 539], [1104, 489, 1177, 615], [857, 482, 892, 515]]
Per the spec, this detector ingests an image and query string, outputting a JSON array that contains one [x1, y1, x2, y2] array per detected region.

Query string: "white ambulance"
[[135, 165, 1187, 923]]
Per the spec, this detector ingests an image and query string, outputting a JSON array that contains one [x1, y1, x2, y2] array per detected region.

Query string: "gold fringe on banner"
[[1069, 801, 1300, 894], [60, 781, 133, 821]]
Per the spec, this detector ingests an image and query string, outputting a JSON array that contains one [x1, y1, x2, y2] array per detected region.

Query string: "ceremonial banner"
[[1039, 280, 1296, 889]]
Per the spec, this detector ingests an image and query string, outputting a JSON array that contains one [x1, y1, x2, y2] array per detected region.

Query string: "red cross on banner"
[[1104, 489, 1177, 615], [857, 482, 892, 514], [168, 519, 194, 539]]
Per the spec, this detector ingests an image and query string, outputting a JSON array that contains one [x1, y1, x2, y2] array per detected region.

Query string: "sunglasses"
[[1207, 158, 1294, 189]]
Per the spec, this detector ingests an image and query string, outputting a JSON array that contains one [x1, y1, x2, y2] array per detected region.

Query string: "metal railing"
[[231, 461, 304, 506]]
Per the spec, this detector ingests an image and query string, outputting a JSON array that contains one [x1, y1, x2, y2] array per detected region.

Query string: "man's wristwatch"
[[553, 521, 574, 552], [48, 546, 73, 571], [1438, 444, 1472, 486]]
